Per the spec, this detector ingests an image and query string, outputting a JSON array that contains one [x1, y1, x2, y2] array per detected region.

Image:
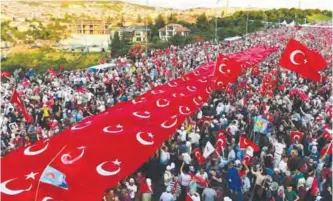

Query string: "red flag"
[[186, 194, 194, 201], [320, 143, 332, 158], [10, 90, 33, 123], [192, 148, 205, 165], [239, 135, 259, 152], [60, 64, 65, 71], [48, 68, 57, 76], [77, 86, 86, 94], [310, 177, 319, 196], [279, 39, 327, 81], [206, 53, 210, 63], [1, 63, 215, 201], [322, 128, 333, 141], [290, 131, 304, 143], [190, 174, 208, 187], [215, 134, 227, 153], [1, 71, 11, 77], [99, 58, 105, 64], [212, 54, 241, 89], [252, 66, 260, 76]]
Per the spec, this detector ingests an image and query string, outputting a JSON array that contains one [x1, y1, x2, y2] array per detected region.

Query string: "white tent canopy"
[[87, 63, 116, 72], [224, 36, 242, 42]]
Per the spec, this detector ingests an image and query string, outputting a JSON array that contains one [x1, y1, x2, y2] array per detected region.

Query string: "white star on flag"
[[25, 172, 38, 180], [113, 159, 121, 166]]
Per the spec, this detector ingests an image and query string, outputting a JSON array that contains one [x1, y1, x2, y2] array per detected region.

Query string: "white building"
[[158, 23, 190, 41]]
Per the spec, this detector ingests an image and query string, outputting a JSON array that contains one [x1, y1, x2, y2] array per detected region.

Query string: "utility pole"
[[145, 0, 149, 56], [246, 11, 249, 35]]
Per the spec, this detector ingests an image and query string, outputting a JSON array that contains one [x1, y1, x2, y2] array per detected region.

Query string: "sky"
[[123, 0, 333, 10]]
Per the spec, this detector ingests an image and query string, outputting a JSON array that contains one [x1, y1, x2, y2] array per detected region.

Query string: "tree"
[[111, 32, 122, 57], [136, 14, 142, 23], [155, 14, 165, 29], [118, 14, 125, 26], [196, 13, 208, 30], [147, 15, 153, 26], [167, 13, 177, 23]]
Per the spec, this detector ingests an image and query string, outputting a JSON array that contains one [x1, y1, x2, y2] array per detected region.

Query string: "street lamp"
[[245, 5, 253, 36]]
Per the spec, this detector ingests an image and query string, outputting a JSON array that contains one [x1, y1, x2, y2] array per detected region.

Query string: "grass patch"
[[307, 14, 332, 22], [2, 48, 105, 73]]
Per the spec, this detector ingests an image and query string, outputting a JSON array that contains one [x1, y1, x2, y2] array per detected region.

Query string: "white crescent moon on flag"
[[195, 152, 201, 159], [217, 138, 224, 145], [103, 125, 123, 133], [198, 78, 208, 83], [206, 87, 212, 94], [24, 140, 49, 156], [0, 178, 32, 195], [71, 121, 92, 130], [42, 197, 54, 201], [133, 111, 150, 119], [167, 82, 178, 87], [61, 146, 86, 165], [132, 97, 146, 104], [96, 161, 121, 176], [244, 139, 249, 145], [187, 86, 197, 92], [290, 50, 305, 65], [193, 96, 203, 106], [194, 71, 200, 76], [136, 132, 154, 145], [161, 115, 178, 129], [219, 64, 227, 74], [179, 106, 191, 115], [156, 99, 170, 108], [151, 90, 164, 95]]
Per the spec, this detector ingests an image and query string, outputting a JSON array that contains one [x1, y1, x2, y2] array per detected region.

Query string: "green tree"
[[155, 14, 165, 29], [167, 13, 177, 23], [196, 13, 208, 30], [111, 32, 122, 57]]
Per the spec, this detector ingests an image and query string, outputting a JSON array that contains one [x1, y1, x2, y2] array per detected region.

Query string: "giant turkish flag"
[[1, 63, 215, 201]]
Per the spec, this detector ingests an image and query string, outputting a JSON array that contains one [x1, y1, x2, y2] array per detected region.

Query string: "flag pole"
[[34, 145, 67, 201]]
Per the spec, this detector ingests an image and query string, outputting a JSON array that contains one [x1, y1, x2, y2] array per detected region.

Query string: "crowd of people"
[[1, 25, 332, 201]]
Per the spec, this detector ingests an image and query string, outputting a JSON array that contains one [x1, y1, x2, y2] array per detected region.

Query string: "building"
[[112, 26, 150, 43], [158, 23, 190, 41], [70, 20, 112, 35]]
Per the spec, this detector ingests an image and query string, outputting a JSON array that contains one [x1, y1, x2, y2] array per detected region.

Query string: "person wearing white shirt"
[[188, 130, 200, 145], [278, 156, 288, 173], [274, 139, 286, 168], [177, 126, 187, 142], [126, 178, 137, 200], [164, 166, 173, 187], [227, 121, 239, 136], [160, 146, 170, 165], [189, 192, 201, 201], [160, 187, 175, 201]]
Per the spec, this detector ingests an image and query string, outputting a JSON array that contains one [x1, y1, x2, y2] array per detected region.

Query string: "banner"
[[229, 46, 279, 68], [1, 63, 215, 201]]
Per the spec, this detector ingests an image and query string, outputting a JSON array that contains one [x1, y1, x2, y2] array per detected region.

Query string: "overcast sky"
[[123, 0, 333, 10]]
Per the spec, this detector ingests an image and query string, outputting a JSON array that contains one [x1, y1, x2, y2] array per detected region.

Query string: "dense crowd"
[[1, 25, 332, 201]]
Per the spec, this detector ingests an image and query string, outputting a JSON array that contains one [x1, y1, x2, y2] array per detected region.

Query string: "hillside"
[[1, 0, 243, 25]]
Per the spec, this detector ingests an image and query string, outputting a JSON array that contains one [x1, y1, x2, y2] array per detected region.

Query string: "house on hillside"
[[111, 26, 150, 43], [158, 23, 190, 41]]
